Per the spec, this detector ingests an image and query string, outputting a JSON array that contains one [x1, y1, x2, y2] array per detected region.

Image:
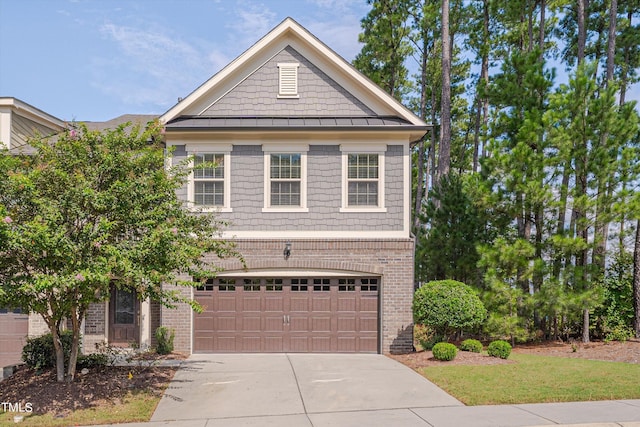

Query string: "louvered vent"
[[277, 63, 299, 98]]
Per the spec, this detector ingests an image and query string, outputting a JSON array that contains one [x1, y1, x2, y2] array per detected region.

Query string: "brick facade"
[[160, 238, 414, 354]]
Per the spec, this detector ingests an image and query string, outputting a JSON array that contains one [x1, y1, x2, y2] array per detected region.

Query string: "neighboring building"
[[1, 17, 428, 361], [0, 97, 65, 367]]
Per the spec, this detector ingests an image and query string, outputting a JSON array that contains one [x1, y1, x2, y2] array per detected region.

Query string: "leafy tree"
[[413, 279, 487, 340], [0, 122, 239, 382]]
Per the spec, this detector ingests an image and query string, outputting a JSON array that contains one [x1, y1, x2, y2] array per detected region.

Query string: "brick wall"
[[162, 238, 414, 354]]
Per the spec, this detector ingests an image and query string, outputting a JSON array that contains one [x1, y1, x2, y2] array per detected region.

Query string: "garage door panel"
[[337, 297, 356, 311], [290, 297, 309, 311], [193, 277, 379, 353], [242, 297, 261, 311], [216, 316, 237, 331], [242, 316, 261, 331]]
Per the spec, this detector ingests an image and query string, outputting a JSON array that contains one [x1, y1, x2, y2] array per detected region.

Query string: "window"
[[277, 63, 299, 98], [341, 145, 386, 212], [263, 145, 308, 212], [348, 154, 378, 206], [186, 145, 232, 212], [270, 153, 301, 206], [194, 153, 224, 206]]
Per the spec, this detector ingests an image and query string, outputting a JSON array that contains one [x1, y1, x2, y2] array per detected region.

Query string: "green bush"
[[155, 326, 175, 355], [487, 340, 512, 359], [22, 330, 74, 370], [77, 353, 108, 369], [432, 342, 458, 361], [413, 280, 487, 339], [460, 339, 483, 353]]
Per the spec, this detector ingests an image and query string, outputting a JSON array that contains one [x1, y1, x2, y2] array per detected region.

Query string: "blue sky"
[[0, 0, 370, 122]]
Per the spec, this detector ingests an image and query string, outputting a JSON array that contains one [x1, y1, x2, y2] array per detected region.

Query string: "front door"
[[109, 287, 140, 345]]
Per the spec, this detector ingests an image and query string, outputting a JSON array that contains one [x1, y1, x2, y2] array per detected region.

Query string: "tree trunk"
[[51, 322, 66, 382], [414, 26, 429, 231], [66, 307, 84, 382], [634, 220, 640, 337], [437, 0, 452, 184], [577, 0, 586, 64]]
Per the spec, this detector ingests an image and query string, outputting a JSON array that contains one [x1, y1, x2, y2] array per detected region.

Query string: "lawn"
[[420, 353, 640, 406], [0, 392, 159, 427]]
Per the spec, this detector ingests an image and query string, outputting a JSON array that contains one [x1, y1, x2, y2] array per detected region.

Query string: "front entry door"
[[109, 287, 140, 345]]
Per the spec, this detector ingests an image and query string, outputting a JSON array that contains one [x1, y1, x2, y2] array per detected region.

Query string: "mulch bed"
[[0, 365, 177, 416], [389, 339, 640, 369]]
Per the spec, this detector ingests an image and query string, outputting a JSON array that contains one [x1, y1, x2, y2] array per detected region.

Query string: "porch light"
[[283, 241, 291, 260]]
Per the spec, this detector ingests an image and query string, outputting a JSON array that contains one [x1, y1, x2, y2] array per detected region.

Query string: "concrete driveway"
[[150, 353, 463, 426]]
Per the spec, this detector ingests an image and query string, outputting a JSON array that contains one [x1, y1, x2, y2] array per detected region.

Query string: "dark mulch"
[[0, 365, 177, 416], [389, 339, 640, 370]]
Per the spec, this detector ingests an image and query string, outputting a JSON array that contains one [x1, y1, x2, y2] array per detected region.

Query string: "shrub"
[[460, 339, 483, 353], [415, 324, 445, 351], [432, 342, 458, 361], [155, 326, 175, 355], [487, 340, 512, 359], [22, 330, 74, 370], [413, 280, 487, 339], [77, 353, 108, 369]]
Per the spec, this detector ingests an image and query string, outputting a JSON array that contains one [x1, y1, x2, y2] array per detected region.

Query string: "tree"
[[413, 279, 487, 340], [0, 122, 239, 382], [353, 0, 413, 102], [437, 0, 452, 183]]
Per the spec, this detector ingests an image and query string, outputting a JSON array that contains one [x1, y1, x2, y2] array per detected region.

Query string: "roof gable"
[[160, 18, 426, 127]]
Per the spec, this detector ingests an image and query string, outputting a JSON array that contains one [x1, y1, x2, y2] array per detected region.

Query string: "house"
[[157, 17, 427, 354], [0, 97, 66, 368], [1, 17, 427, 360]]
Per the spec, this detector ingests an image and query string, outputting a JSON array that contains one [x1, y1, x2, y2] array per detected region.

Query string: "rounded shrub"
[[460, 339, 483, 353], [155, 326, 175, 355], [413, 280, 487, 339], [487, 340, 512, 359], [22, 330, 74, 370], [432, 342, 458, 361]]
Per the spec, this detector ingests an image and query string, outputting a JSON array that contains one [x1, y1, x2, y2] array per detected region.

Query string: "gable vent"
[[277, 63, 300, 98]]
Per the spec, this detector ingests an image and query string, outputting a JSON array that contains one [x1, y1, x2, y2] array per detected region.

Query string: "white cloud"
[[93, 22, 217, 110]]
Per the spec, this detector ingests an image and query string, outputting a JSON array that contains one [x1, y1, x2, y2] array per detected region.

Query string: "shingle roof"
[[165, 116, 429, 132], [81, 114, 158, 132]]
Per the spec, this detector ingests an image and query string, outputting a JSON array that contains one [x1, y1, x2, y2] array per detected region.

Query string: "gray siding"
[[173, 144, 404, 231], [203, 46, 375, 117]]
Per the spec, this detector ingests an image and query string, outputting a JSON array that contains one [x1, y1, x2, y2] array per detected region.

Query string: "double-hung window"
[[194, 153, 224, 206], [341, 145, 386, 212], [263, 144, 308, 212], [187, 145, 232, 212]]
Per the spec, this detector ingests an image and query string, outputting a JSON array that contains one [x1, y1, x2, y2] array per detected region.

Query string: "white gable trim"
[[160, 18, 426, 128]]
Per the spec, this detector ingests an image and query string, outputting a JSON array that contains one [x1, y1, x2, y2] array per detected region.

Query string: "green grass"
[[421, 353, 640, 406], [0, 391, 160, 427]]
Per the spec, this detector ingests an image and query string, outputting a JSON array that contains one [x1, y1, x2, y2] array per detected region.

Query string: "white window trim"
[[277, 63, 300, 98], [263, 144, 308, 213], [186, 144, 232, 213], [340, 145, 386, 213]]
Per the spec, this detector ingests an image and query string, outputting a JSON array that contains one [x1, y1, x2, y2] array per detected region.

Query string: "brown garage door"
[[193, 277, 379, 353], [0, 308, 28, 367]]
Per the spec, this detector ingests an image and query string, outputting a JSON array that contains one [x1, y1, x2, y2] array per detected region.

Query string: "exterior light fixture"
[[283, 241, 291, 260]]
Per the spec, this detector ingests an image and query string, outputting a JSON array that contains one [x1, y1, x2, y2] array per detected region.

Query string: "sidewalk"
[[90, 353, 640, 427]]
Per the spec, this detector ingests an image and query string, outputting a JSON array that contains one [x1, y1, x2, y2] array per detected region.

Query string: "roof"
[[166, 116, 429, 132], [81, 114, 158, 132], [0, 97, 66, 130], [160, 17, 427, 129]]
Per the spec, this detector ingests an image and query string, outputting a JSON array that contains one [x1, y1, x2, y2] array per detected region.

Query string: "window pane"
[[348, 182, 378, 206], [271, 154, 301, 179], [195, 181, 224, 206], [194, 153, 224, 179], [348, 154, 378, 179], [271, 181, 301, 206]]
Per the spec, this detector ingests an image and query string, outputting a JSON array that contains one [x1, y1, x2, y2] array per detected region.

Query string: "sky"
[[0, 0, 370, 122]]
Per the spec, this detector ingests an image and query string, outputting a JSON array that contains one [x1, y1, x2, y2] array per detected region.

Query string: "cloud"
[[93, 22, 217, 110], [227, 1, 277, 46]]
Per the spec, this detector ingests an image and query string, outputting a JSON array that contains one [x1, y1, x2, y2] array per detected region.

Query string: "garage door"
[[193, 277, 379, 353], [0, 308, 28, 368]]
